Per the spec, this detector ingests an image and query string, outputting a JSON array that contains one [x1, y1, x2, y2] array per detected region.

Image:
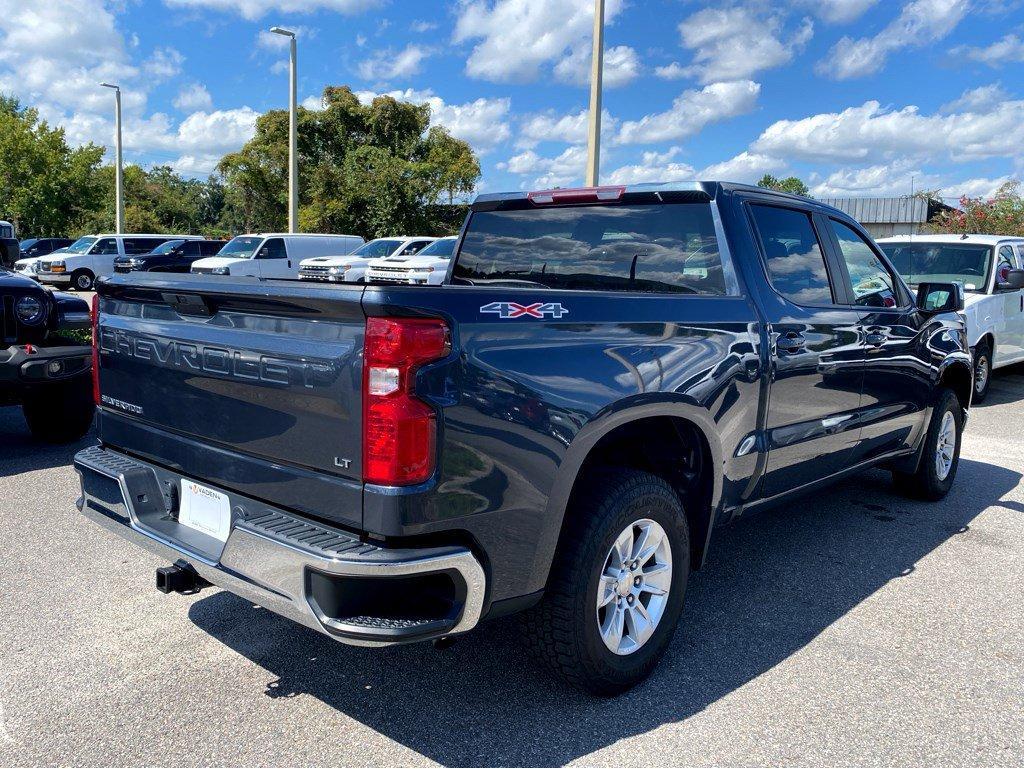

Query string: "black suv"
[[20, 238, 75, 260], [1, 268, 94, 442], [113, 239, 225, 274]]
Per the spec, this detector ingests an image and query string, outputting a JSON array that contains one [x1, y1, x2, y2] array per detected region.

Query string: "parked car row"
[[11, 230, 460, 289], [297, 236, 456, 285]]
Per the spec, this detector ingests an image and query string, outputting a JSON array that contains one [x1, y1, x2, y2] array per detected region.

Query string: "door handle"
[[776, 331, 806, 355]]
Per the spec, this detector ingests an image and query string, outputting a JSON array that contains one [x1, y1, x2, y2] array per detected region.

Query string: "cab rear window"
[[452, 203, 725, 294]]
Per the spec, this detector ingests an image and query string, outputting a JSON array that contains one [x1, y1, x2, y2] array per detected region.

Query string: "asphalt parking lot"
[[1, 371, 1023, 767]]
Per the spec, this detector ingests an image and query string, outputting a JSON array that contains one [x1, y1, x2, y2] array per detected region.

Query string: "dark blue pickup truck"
[[75, 182, 972, 694]]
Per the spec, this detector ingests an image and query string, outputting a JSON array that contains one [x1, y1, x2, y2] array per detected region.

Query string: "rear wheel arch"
[[539, 402, 724, 588]]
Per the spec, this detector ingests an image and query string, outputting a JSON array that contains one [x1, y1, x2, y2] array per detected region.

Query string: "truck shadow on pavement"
[[0, 406, 95, 478], [188, 457, 1020, 767]]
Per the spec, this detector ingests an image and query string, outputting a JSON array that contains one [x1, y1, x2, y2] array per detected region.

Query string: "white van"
[[191, 234, 364, 279], [38, 234, 202, 291], [878, 234, 1024, 402], [298, 236, 436, 284]]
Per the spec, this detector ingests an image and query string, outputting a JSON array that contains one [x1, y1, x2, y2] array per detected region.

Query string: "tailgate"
[[95, 275, 366, 528]]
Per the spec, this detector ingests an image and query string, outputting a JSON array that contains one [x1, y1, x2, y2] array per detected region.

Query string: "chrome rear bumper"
[[74, 445, 486, 646]]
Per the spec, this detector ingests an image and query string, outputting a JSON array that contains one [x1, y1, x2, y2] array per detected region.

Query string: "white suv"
[[366, 236, 457, 286], [299, 237, 436, 284], [38, 234, 200, 291], [191, 234, 364, 279]]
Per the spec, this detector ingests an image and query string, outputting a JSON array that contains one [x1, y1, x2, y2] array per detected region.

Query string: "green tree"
[[756, 174, 810, 196], [0, 95, 105, 237], [77, 164, 226, 235], [220, 86, 481, 237]]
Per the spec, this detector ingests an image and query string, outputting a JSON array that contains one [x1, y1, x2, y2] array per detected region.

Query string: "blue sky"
[[2, 0, 1023, 200]]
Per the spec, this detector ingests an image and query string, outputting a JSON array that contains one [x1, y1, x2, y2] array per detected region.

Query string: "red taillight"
[[91, 294, 100, 406], [527, 186, 626, 205], [363, 317, 450, 486]]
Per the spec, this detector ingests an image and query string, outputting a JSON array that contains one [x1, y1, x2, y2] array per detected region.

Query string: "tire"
[[892, 388, 963, 501], [972, 341, 992, 403], [70, 269, 94, 292], [22, 377, 95, 443], [521, 469, 690, 696]]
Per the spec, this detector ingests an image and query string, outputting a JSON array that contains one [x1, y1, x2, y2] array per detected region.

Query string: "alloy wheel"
[[935, 411, 957, 481], [596, 518, 673, 656]]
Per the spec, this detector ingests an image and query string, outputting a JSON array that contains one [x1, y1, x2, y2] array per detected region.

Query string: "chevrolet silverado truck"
[[1, 268, 94, 442], [75, 182, 973, 695]]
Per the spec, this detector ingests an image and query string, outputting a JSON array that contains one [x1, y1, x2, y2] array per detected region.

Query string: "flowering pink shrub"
[[932, 181, 1024, 236]]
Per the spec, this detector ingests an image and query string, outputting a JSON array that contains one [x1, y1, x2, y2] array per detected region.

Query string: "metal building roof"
[[817, 197, 930, 224]]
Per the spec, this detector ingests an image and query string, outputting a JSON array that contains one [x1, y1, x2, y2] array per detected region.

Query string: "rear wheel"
[[521, 469, 690, 695], [22, 377, 95, 443], [70, 269, 94, 291], [973, 341, 991, 403], [892, 388, 963, 501]]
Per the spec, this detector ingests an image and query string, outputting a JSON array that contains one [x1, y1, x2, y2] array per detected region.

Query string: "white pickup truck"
[[878, 234, 1024, 401]]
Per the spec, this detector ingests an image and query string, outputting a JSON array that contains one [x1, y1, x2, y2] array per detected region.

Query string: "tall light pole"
[[99, 83, 124, 234], [270, 26, 298, 233], [585, 0, 605, 187]]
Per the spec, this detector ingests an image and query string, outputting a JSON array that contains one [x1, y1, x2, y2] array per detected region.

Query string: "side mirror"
[[917, 281, 965, 314], [998, 269, 1024, 290]]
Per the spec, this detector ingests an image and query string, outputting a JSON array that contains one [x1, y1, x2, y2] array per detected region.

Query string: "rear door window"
[[201, 242, 223, 256], [453, 203, 726, 294], [749, 205, 833, 305]]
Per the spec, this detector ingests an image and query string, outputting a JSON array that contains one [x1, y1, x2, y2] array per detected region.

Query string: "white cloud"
[[143, 47, 184, 79], [173, 83, 213, 111], [951, 33, 1024, 66], [553, 44, 641, 89], [604, 148, 696, 185], [616, 80, 761, 145], [808, 160, 1015, 201], [410, 20, 438, 32], [794, 0, 879, 23], [162, 0, 382, 22], [453, 0, 626, 83], [357, 44, 433, 81], [699, 151, 788, 183], [945, 176, 1016, 199], [675, 7, 813, 84], [752, 98, 1024, 163], [499, 145, 589, 188], [810, 159, 930, 197], [940, 83, 1010, 113], [817, 0, 970, 80], [0, 0, 140, 117], [355, 88, 512, 152], [516, 108, 617, 148], [654, 62, 687, 80]]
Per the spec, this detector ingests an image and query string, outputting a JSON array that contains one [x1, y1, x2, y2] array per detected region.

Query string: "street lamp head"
[[269, 26, 295, 37], [99, 82, 120, 90]]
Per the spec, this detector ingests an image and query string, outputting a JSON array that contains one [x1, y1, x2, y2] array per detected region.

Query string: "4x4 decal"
[[480, 302, 570, 320]]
